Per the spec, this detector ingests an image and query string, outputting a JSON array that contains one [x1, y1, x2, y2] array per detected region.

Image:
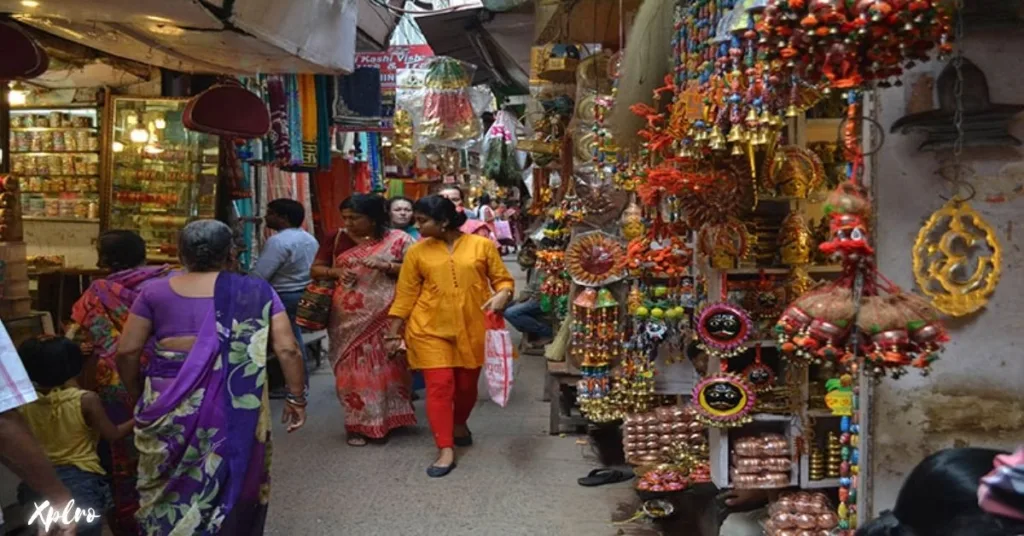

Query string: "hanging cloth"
[[299, 74, 318, 168], [315, 75, 332, 171], [287, 75, 303, 166], [266, 75, 291, 163], [312, 156, 357, 238]]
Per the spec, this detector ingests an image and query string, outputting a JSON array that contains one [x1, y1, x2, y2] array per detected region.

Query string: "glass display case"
[[103, 97, 218, 262], [10, 106, 101, 223]]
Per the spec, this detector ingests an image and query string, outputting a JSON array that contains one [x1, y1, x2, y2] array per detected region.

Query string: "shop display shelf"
[[10, 127, 97, 132], [13, 174, 100, 178], [802, 477, 841, 489], [23, 216, 100, 223], [11, 151, 99, 156]]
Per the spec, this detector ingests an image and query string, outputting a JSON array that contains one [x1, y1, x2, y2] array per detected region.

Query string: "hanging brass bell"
[[753, 129, 769, 146], [745, 108, 758, 124], [710, 125, 724, 142], [730, 143, 744, 156], [727, 126, 745, 143], [710, 137, 726, 151], [785, 104, 799, 118], [695, 128, 708, 142], [759, 110, 772, 125]]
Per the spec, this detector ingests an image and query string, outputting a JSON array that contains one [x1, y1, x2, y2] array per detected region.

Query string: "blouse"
[[389, 234, 514, 369]]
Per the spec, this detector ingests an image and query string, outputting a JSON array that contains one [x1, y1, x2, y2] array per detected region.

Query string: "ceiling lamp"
[[129, 128, 149, 143], [154, 118, 166, 130], [111, 141, 125, 153], [20, 0, 40, 8]]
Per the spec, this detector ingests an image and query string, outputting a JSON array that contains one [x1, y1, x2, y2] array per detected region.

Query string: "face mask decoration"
[[697, 303, 754, 360], [692, 372, 756, 427]]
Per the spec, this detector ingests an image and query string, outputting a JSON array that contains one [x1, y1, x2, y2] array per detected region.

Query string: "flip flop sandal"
[[577, 468, 634, 487]]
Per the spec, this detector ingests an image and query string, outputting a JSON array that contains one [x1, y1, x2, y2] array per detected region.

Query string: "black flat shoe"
[[426, 462, 457, 478], [454, 434, 473, 447]]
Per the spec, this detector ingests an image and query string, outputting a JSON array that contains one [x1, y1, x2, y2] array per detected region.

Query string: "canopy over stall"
[[1, 0, 369, 74]]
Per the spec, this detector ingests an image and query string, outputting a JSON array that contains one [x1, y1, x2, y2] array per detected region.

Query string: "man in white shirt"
[[250, 199, 319, 396], [0, 322, 75, 535]]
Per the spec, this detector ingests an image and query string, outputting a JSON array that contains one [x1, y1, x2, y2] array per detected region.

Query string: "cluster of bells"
[[759, 0, 952, 89], [681, 109, 785, 158]]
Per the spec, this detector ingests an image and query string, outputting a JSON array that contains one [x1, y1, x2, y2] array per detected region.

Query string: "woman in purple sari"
[[116, 220, 307, 535], [66, 230, 171, 535]]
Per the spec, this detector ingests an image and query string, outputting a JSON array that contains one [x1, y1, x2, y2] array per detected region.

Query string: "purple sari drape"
[[134, 273, 275, 535]]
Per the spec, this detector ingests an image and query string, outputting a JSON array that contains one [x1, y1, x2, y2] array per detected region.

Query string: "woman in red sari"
[[310, 194, 416, 446], [65, 230, 171, 535]]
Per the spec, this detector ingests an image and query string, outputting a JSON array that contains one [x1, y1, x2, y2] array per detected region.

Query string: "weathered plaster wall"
[[871, 31, 1024, 514]]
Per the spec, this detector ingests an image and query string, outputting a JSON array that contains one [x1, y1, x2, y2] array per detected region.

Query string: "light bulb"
[[111, 141, 125, 153], [154, 118, 166, 129], [126, 114, 138, 126], [129, 128, 149, 143], [7, 89, 26, 106], [21, 0, 40, 8]]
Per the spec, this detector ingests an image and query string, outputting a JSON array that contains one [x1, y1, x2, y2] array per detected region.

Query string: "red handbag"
[[183, 82, 270, 139], [0, 22, 48, 80]]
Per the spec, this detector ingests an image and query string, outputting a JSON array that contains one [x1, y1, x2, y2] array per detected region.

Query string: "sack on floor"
[[484, 312, 515, 407]]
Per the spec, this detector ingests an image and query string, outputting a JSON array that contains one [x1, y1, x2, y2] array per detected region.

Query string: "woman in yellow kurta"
[[387, 195, 514, 478]]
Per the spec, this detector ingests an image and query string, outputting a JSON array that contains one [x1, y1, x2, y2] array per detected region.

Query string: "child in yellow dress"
[[17, 336, 134, 536]]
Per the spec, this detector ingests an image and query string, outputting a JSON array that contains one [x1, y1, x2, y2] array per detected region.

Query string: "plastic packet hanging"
[[416, 56, 482, 149], [482, 110, 523, 187]]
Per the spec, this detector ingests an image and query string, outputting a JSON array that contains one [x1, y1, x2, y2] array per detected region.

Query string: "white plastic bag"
[[484, 312, 515, 407]]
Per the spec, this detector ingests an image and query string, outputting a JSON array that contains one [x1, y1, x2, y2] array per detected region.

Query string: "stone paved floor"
[[265, 261, 639, 536]]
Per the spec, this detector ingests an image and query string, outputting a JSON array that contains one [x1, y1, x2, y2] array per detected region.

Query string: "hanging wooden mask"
[[742, 345, 776, 393], [692, 372, 757, 427], [697, 302, 754, 359]]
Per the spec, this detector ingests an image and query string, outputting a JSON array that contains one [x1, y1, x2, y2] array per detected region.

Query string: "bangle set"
[[285, 388, 309, 407]]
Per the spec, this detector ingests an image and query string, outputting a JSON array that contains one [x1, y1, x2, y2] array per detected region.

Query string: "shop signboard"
[[337, 44, 433, 131]]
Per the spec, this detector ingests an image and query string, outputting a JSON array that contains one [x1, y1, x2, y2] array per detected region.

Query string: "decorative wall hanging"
[[697, 302, 754, 360], [742, 344, 776, 393], [890, 59, 1024, 151], [912, 198, 1002, 316], [765, 146, 825, 199], [698, 217, 751, 270], [742, 274, 787, 322], [777, 211, 813, 266], [692, 372, 757, 428], [565, 231, 628, 287]]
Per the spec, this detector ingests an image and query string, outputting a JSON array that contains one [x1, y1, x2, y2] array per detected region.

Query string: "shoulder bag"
[[295, 232, 343, 331]]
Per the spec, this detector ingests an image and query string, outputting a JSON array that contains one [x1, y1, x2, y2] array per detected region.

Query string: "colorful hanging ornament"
[[697, 302, 755, 360], [419, 56, 481, 146], [774, 182, 950, 378], [692, 371, 757, 428], [565, 231, 628, 287]]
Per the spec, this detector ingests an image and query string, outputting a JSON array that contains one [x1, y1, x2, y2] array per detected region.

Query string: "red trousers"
[[421, 367, 481, 449]]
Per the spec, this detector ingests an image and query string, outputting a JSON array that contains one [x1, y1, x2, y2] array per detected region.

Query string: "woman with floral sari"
[[310, 194, 416, 446], [116, 220, 306, 535], [65, 230, 171, 535]]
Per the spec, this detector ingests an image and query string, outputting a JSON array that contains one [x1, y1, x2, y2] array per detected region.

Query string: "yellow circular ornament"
[[912, 199, 1002, 317]]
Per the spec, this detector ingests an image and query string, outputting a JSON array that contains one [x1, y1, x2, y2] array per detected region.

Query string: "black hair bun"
[[452, 210, 468, 229]]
